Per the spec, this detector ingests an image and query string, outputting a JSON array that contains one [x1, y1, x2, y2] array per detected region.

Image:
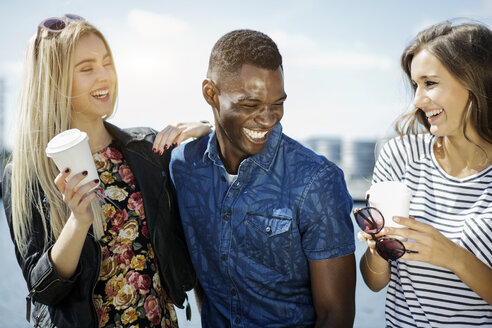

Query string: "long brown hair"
[[396, 21, 492, 142]]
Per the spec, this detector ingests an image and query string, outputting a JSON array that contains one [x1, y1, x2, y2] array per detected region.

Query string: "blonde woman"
[[2, 15, 210, 327]]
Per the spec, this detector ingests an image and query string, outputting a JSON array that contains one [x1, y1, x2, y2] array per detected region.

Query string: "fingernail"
[[93, 179, 100, 184], [393, 217, 400, 222], [64, 168, 70, 173], [173, 143, 177, 147], [152, 148, 157, 153], [82, 171, 88, 176], [164, 144, 168, 150], [159, 150, 163, 155]]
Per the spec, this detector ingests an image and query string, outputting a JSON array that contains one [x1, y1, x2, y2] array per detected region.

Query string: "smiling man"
[[169, 29, 356, 328]]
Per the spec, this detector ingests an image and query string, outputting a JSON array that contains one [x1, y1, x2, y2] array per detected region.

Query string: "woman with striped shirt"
[[359, 21, 492, 327]]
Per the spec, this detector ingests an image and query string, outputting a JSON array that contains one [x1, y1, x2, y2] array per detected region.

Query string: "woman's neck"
[[434, 133, 492, 178], [71, 118, 112, 153]]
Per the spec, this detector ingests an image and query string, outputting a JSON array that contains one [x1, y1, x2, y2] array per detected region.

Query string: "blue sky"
[[1, 0, 492, 149]]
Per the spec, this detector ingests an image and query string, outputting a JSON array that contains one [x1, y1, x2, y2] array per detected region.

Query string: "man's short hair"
[[207, 29, 283, 84]]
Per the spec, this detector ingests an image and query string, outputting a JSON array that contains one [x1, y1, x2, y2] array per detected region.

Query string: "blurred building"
[[303, 137, 342, 167], [0, 78, 4, 192], [303, 136, 378, 201], [341, 139, 377, 201], [0, 78, 3, 151]]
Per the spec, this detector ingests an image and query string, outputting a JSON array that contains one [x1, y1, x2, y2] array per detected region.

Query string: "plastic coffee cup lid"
[[46, 129, 88, 156]]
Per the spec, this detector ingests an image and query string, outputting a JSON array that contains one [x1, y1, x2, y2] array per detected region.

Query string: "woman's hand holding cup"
[[54, 167, 100, 227]]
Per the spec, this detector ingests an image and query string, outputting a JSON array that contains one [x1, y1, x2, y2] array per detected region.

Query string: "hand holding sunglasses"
[[353, 198, 418, 263]]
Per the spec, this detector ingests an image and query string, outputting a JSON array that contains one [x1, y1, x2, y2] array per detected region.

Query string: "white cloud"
[[0, 60, 23, 76], [412, 19, 439, 36], [127, 9, 189, 41], [107, 9, 212, 130], [108, 17, 398, 135], [269, 30, 393, 71], [353, 40, 369, 50], [484, 0, 492, 16], [269, 30, 318, 54], [287, 52, 393, 70]]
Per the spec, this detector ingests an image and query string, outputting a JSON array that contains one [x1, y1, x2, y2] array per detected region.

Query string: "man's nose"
[[256, 106, 280, 126]]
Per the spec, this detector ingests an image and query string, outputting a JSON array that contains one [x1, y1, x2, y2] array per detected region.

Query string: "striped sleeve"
[[372, 136, 408, 183]]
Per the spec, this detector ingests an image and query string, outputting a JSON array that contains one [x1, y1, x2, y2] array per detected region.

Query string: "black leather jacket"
[[2, 122, 196, 327]]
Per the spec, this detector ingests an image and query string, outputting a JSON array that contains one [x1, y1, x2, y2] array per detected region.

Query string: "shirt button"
[[224, 214, 230, 221], [231, 289, 237, 296], [265, 226, 272, 233], [221, 255, 227, 261], [235, 317, 241, 324]]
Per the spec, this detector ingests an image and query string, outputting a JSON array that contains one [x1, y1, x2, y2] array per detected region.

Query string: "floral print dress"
[[92, 143, 179, 328]]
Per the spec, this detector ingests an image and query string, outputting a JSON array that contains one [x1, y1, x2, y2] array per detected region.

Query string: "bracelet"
[[364, 251, 387, 275]]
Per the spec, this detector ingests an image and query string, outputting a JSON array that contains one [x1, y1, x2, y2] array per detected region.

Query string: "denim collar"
[[203, 123, 283, 172]]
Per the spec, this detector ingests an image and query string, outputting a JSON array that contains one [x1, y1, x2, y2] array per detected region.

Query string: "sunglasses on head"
[[35, 14, 85, 45], [353, 194, 417, 262]]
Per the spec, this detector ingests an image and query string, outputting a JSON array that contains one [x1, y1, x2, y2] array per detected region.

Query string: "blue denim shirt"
[[170, 124, 354, 328]]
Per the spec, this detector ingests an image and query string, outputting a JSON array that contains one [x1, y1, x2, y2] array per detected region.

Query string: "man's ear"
[[202, 79, 220, 109]]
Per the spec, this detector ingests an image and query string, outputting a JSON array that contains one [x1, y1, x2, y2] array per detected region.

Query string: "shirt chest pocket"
[[244, 212, 293, 274]]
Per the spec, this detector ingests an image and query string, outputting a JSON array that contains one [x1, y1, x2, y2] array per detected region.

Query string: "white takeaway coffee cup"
[[46, 129, 99, 189], [366, 181, 412, 233]]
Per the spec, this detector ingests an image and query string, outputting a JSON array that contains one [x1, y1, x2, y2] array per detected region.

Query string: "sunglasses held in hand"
[[353, 195, 417, 262]]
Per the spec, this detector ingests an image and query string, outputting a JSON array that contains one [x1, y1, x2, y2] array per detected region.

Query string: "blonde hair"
[[11, 19, 118, 254]]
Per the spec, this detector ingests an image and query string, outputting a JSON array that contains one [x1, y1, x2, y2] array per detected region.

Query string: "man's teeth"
[[244, 128, 268, 139], [91, 89, 109, 98], [426, 109, 443, 118]]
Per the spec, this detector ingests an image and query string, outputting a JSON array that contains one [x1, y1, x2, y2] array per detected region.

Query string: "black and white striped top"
[[373, 134, 492, 327]]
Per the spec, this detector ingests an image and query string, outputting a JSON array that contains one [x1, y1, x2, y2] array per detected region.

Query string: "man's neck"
[[219, 153, 242, 175], [214, 131, 248, 174]]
